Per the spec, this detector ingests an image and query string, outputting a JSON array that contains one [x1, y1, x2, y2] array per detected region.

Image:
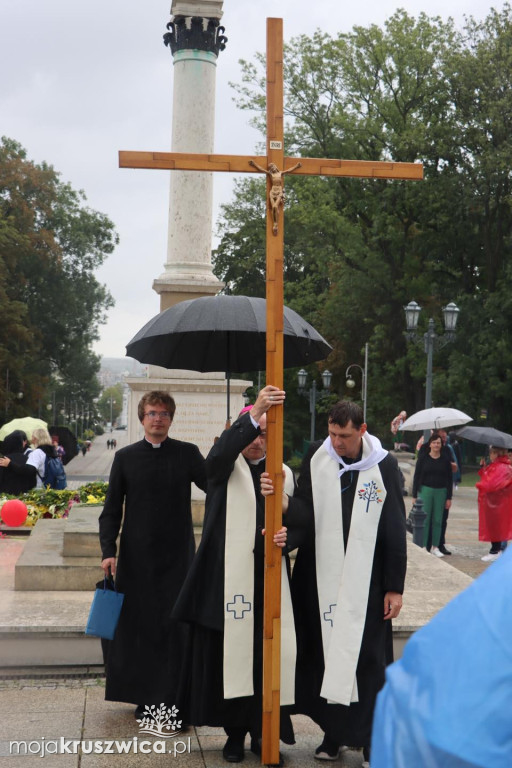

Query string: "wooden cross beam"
[[119, 18, 422, 765]]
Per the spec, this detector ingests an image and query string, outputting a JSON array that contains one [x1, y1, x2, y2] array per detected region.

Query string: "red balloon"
[[1, 499, 28, 527]]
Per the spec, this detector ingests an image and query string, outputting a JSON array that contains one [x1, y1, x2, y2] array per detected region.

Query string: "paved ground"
[[0, 674, 370, 767], [65, 430, 131, 487], [0, 438, 503, 767]]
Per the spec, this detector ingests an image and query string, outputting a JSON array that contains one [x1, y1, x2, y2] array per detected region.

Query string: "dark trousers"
[[224, 726, 253, 741], [439, 507, 449, 548]]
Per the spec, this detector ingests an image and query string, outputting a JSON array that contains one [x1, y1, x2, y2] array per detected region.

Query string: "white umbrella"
[[401, 407, 472, 431], [0, 416, 48, 442]]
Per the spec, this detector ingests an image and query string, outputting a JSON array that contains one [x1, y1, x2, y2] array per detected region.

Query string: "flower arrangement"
[[0, 482, 108, 526]]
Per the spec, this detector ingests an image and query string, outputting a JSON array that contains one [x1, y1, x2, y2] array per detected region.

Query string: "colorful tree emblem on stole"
[[358, 480, 383, 513]]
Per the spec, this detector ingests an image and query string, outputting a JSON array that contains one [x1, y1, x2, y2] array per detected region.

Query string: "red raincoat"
[[476, 455, 512, 542]]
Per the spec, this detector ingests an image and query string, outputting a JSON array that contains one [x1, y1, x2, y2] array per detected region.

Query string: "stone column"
[[126, 1, 251, 470], [153, 0, 227, 309]]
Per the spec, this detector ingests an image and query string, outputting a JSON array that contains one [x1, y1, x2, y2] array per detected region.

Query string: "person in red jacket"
[[477, 446, 512, 562]]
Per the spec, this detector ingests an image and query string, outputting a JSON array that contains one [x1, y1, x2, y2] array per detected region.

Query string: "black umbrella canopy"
[[126, 295, 332, 373], [456, 426, 512, 450], [49, 426, 79, 465]]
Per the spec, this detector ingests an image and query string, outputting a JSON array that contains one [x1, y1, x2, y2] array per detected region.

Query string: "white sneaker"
[[481, 552, 501, 562], [432, 547, 444, 558], [362, 762, 370, 768]]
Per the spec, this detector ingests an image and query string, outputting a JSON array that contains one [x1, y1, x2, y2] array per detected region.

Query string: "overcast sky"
[[2, 0, 498, 359]]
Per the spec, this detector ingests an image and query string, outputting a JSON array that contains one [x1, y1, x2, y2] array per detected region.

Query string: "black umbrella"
[[456, 425, 512, 450], [126, 295, 332, 421], [49, 426, 79, 465]]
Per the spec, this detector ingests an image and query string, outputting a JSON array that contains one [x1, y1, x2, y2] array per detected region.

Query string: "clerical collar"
[[247, 455, 266, 466], [342, 447, 363, 464], [144, 438, 162, 448]]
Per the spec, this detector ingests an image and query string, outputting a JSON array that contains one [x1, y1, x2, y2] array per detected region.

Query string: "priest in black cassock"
[[262, 400, 407, 768], [173, 385, 300, 763], [99, 390, 207, 716]]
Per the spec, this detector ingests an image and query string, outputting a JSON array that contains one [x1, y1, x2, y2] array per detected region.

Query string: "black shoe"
[[223, 736, 245, 763], [314, 736, 340, 761], [135, 705, 157, 721], [439, 545, 452, 555], [250, 738, 284, 766]]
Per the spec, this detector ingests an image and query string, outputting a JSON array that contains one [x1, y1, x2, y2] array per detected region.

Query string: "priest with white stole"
[[173, 385, 302, 764], [262, 400, 407, 768]]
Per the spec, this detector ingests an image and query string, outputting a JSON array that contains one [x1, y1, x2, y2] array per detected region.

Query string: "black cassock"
[[99, 437, 206, 706], [173, 412, 297, 743], [289, 441, 407, 748]]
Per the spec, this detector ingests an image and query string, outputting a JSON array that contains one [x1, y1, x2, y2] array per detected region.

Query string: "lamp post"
[[297, 369, 332, 441], [404, 301, 460, 439], [345, 342, 369, 422], [109, 396, 116, 430], [5, 369, 23, 416], [47, 395, 66, 426]]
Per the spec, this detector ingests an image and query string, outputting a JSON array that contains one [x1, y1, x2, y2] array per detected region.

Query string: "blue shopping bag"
[[85, 576, 124, 641]]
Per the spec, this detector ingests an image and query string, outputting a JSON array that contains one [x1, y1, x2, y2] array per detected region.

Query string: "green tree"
[[0, 137, 116, 420], [215, 6, 512, 446], [98, 385, 123, 425]]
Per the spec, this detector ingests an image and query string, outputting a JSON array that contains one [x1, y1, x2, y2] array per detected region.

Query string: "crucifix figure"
[[120, 17, 422, 764], [249, 160, 302, 234]]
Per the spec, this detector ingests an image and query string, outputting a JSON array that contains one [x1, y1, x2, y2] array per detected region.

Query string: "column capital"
[[164, 15, 227, 56], [171, 1, 223, 17]]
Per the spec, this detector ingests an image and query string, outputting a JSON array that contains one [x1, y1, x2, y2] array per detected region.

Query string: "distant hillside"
[[100, 357, 145, 376]]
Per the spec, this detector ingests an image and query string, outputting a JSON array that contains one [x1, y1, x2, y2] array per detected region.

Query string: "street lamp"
[[297, 369, 332, 441], [404, 300, 460, 436], [109, 396, 116, 429], [5, 369, 23, 416], [47, 398, 66, 426], [345, 342, 369, 422]]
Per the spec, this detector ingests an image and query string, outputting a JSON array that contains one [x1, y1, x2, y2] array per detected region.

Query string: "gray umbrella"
[[456, 426, 512, 450], [126, 294, 332, 421]]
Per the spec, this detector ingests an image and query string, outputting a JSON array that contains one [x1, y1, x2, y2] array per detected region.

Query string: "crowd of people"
[[98, 388, 407, 767], [3, 391, 511, 766]]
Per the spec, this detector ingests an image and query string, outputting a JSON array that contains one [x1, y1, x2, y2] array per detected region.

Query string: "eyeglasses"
[[144, 411, 171, 420]]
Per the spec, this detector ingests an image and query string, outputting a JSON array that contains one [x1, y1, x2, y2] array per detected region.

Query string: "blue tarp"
[[372, 548, 512, 767]]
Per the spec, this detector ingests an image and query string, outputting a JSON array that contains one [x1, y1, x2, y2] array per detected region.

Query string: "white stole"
[[223, 456, 296, 704], [311, 436, 386, 705]]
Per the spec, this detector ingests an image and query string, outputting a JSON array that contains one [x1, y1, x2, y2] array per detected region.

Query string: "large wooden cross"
[[120, 18, 422, 765]]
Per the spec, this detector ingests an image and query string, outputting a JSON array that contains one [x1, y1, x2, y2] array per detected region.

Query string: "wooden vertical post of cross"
[[119, 17, 422, 765]]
